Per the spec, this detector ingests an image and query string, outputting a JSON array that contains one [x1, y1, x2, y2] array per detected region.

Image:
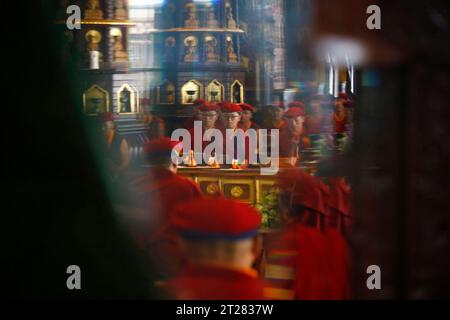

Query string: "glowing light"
[[315, 36, 367, 67]]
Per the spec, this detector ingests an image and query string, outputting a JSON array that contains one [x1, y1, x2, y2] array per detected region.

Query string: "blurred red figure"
[[184, 99, 206, 130], [163, 198, 266, 300], [188, 101, 220, 155], [332, 97, 349, 134], [128, 138, 203, 279], [238, 103, 260, 131], [263, 102, 285, 130], [99, 112, 130, 180], [278, 107, 310, 165], [219, 102, 254, 164], [288, 101, 305, 109], [322, 176, 352, 299], [304, 96, 327, 135], [142, 110, 166, 140], [264, 168, 348, 300]]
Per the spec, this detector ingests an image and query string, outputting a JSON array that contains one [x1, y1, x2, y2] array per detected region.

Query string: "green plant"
[[255, 187, 281, 229]]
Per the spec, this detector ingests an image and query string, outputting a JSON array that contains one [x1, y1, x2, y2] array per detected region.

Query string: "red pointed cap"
[[143, 138, 182, 157], [288, 101, 305, 109], [171, 197, 261, 240], [220, 101, 242, 113], [338, 93, 349, 100], [238, 103, 256, 112], [193, 99, 206, 107], [283, 107, 305, 118], [199, 102, 219, 112], [277, 168, 329, 215]]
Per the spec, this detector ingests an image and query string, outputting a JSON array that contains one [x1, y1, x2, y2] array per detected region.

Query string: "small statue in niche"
[[205, 36, 219, 62], [206, 5, 218, 28], [111, 28, 128, 62], [166, 91, 175, 103], [225, 2, 237, 29], [119, 88, 132, 113], [226, 36, 238, 63], [184, 36, 199, 62], [85, 0, 104, 20], [233, 84, 242, 103], [114, 0, 127, 20], [85, 30, 104, 64], [185, 3, 199, 28], [158, 81, 175, 104]]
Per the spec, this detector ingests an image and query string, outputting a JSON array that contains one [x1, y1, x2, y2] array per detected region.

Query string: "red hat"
[[288, 101, 305, 109], [277, 168, 329, 215], [283, 107, 305, 118], [199, 102, 219, 112], [193, 99, 206, 107], [338, 93, 349, 100], [143, 137, 182, 157], [343, 99, 354, 108], [220, 101, 242, 113], [238, 103, 256, 113], [99, 112, 115, 123], [272, 101, 285, 109], [171, 197, 261, 240]]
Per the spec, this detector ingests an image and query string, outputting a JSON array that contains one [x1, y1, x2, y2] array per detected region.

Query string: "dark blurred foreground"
[[2, 0, 450, 299]]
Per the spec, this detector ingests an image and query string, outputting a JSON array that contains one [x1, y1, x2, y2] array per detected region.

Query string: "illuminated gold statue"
[[184, 37, 199, 62], [227, 37, 238, 63], [113, 36, 128, 62], [205, 37, 219, 62], [206, 6, 218, 28], [85, 0, 104, 20], [85, 30, 103, 62], [111, 28, 128, 62], [185, 3, 199, 28], [226, 2, 237, 29], [114, 0, 127, 20]]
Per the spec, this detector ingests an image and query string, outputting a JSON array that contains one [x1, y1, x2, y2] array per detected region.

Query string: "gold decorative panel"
[[222, 179, 254, 204], [182, 80, 202, 104], [178, 168, 277, 206], [206, 80, 224, 103], [157, 80, 175, 104], [117, 83, 138, 114], [199, 180, 221, 196], [83, 84, 109, 115], [231, 80, 244, 103]]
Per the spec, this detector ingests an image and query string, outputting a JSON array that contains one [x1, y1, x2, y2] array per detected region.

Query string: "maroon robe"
[[163, 265, 266, 300], [129, 168, 203, 278]]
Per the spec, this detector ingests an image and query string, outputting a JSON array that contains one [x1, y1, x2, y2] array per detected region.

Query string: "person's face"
[[193, 105, 201, 117], [287, 116, 305, 135], [310, 100, 322, 115], [200, 111, 218, 129], [274, 108, 284, 121], [102, 121, 114, 138], [222, 112, 241, 129], [240, 110, 253, 122], [335, 99, 345, 113]]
